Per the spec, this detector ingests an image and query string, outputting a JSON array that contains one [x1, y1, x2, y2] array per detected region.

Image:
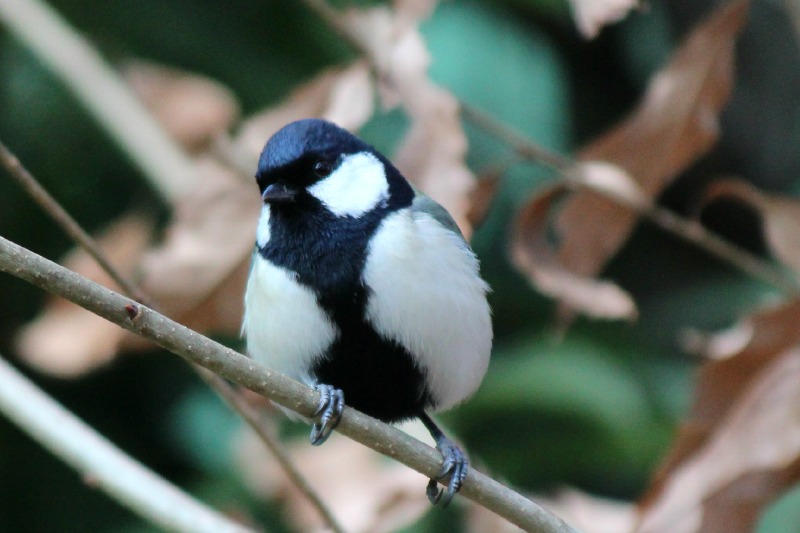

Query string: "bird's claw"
[[426, 478, 442, 504], [426, 438, 468, 507], [309, 383, 344, 446]]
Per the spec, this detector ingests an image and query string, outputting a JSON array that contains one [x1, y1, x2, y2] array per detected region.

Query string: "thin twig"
[[588, 184, 800, 295], [0, 354, 252, 533], [0, 0, 195, 201], [460, 105, 574, 171], [300, 0, 800, 296], [0, 142, 346, 533], [193, 367, 348, 533], [0, 138, 153, 305], [461, 106, 800, 294], [0, 235, 582, 533]]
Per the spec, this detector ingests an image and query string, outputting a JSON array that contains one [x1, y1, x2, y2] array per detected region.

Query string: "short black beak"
[[262, 183, 296, 204]]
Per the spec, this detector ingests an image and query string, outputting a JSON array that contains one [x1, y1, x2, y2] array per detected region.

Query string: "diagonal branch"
[[300, 0, 800, 297], [0, 353, 253, 533], [192, 366, 348, 533], [0, 235, 581, 533], [0, 139, 153, 305], [0, 139, 347, 533], [461, 106, 800, 295]]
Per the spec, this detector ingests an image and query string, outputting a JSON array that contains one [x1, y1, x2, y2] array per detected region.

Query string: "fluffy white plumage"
[[363, 208, 492, 410], [245, 150, 491, 410], [243, 256, 339, 388]]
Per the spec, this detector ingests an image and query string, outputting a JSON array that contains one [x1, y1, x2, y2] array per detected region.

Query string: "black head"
[[255, 119, 413, 216]]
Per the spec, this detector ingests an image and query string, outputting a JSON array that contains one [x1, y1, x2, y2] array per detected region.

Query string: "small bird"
[[243, 118, 492, 505]]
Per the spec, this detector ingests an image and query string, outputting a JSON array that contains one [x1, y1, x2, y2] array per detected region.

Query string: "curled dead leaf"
[[511, 185, 638, 320], [700, 178, 800, 273], [637, 346, 800, 533], [138, 156, 260, 333], [573, 161, 649, 208], [680, 322, 755, 360], [552, 0, 748, 282], [640, 298, 800, 533], [344, 0, 476, 238], [466, 169, 503, 231], [392, 91, 475, 238]]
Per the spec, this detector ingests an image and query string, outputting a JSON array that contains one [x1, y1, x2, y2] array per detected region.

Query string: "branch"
[[0, 0, 195, 201], [461, 104, 800, 295], [299, 0, 799, 296], [0, 139, 346, 533], [192, 367, 347, 533], [0, 354, 252, 533], [460, 105, 574, 172], [0, 235, 581, 533], [0, 139, 152, 304]]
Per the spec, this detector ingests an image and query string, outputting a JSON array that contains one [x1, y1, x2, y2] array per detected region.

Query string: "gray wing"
[[410, 192, 467, 244]]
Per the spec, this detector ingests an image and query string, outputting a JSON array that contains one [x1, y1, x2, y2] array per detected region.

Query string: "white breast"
[[363, 209, 493, 411], [243, 255, 338, 387]]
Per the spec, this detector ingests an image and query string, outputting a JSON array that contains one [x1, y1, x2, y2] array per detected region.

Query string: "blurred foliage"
[[1, 0, 800, 531]]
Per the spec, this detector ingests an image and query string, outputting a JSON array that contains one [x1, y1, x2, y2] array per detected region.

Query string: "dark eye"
[[313, 160, 333, 178]]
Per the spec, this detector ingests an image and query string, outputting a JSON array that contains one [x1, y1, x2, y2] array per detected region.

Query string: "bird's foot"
[[309, 383, 344, 446], [426, 436, 468, 507]]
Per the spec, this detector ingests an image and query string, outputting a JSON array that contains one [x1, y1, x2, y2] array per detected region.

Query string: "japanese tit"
[[243, 119, 492, 505]]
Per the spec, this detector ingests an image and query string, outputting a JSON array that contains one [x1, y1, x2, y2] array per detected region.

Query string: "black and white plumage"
[[242, 119, 492, 505]]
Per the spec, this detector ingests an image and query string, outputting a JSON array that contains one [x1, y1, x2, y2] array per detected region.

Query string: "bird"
[[242, 118, 492, 506]]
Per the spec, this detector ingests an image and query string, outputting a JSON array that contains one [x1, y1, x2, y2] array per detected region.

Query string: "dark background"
[[1, 0, 799, 531]]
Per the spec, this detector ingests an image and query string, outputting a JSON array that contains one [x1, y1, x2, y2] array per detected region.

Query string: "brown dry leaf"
[[466, 170, 503, 231], [15, 214, 154, 376], [235, 62, 374, 171], [466, 501, 525, 533], [701, 179, 800, 273], [573, 160, 650, 207], [137, 156, 260, 334], [637, 299, 800, 533], [237, 423, 431, 533], [344, 0, 476, 238], [521, 0, 749, 315], [512, 184, 638, 320], [537, 488, 636, 533], [568, 0, 640, 39], [124, 60, 240, 153]]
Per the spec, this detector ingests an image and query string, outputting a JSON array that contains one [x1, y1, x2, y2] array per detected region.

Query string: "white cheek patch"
[[256, 205, 271, 248], [307, 152, 389, 217]]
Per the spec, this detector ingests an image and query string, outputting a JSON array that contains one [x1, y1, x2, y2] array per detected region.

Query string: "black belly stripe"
[[312, 310, 433, 423], [258, 199, 432, 422]]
